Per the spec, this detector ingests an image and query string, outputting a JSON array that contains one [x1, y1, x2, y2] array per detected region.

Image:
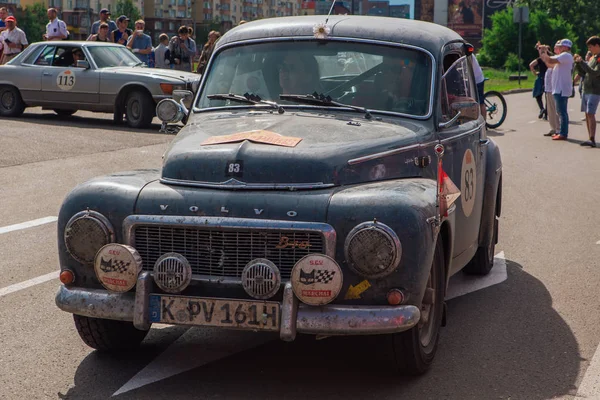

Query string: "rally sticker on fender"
[[148, 295, 280, 331], [460, 148, 477, 217], [56, 70, 76, 91]]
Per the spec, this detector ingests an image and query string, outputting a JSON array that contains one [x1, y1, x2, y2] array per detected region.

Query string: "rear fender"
[[478, 138, 502, 247]]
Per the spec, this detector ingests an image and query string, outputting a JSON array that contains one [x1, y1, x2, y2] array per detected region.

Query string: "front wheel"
[[73, 314, 148, 351], [484, 90, 507, 129], [0, 85, 25, 117], [124, 90, 154, 129], [388, 237, 445, 375]]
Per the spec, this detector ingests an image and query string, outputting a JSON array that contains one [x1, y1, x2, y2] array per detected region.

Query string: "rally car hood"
[[161, 110, 432, 188], [102, 67, 199, 82]]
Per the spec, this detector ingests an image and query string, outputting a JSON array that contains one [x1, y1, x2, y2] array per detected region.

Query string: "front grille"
[[133, 225, 325, 280]]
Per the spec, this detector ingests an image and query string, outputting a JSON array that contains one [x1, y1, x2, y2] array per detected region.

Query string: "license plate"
[[148, 295, 280, 331]]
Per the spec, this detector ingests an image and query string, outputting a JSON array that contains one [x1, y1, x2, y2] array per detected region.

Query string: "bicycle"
[[483, 90, 507, 129]]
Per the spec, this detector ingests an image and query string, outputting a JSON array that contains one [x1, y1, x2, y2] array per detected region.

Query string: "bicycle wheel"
[[484, 91, 507, 129]]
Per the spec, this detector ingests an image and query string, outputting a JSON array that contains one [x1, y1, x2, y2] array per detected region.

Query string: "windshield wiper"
[[207, 93, 284, 114], [279, 92, 372, 120]]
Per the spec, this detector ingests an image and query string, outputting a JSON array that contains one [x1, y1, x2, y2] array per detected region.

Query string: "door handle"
[[479, 139, 490, 146], [43, 72, 52, 76]]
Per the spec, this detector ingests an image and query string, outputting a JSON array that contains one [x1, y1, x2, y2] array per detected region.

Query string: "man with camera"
[[0, 16, 28, 65], [538, 39, 574, 141], [126, 20, 152, 65], [169, 26, 194, 72], [573, 36, 600, 148]]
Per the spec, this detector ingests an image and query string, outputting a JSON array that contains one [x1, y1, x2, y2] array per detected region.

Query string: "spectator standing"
[[153, 33, 171, 69], [111, 15, 132, 45], [90, 9, 117, 38], [0, 7, 8, 33], [0, 16, 28, 65], [539, 39, 574, 141], [574, 36, 600, 147], [88, 22, 110, 42], [169, 26, 194, 71], [529, 51, 548, 119], [470, 54, 486, 119], [543, 52, 560, 137], [196, 30, 220, 74], [126, 20, 152, 64], [44, 8, 68, 41], [187, 26, 197, 70]]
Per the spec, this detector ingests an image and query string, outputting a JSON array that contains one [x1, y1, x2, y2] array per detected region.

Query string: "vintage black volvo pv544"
[[56, 15, 502, 374]]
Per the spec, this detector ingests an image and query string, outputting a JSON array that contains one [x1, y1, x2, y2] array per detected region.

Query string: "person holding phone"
[[126, 19, 152, 64], [169, 26, 194, 71], [0, 16, 28, 65], [111, 15, 132, 45]]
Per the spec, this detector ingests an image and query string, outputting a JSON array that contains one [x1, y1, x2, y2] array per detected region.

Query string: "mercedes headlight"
[[64, 210, 114, 264], [344, 221, 401, 279]]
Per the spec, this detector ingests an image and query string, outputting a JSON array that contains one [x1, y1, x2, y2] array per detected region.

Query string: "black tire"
[[484, 90, 507, 129], [73, 314, 148, 352], [124, 90, 154, 129], [0, 85, 25, 117], [54, 109, 76, 117], [389, 237, 445, 375]]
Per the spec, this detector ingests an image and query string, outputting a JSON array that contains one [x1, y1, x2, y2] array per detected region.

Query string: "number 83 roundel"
[[460, 149, 476, 217]]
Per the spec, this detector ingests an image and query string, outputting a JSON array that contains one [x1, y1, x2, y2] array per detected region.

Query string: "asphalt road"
[[0, 99, 598, 400]]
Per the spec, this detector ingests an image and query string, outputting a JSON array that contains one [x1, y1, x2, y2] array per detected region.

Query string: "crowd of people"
[[0, 6, 223, 71], [531, 36, 600, 147]]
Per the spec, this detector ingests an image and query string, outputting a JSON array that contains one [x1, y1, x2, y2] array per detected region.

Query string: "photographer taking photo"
[[169, 26, 194, 72]]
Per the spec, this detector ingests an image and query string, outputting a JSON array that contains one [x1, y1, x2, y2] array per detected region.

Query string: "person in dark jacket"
[[574, 36, 600, 147], [530, 49, 549, 119], [196, 30, 220, 74]]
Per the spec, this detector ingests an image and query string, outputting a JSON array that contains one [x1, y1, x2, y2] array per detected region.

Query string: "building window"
[[204, 13, 212, 19], [155, 21, 163, 29], [169, 22, 176, 30], [169, 9, 176, 17], [177, 10, 185, 17], [155, 9, 162, 16], [203, 1, 210, 8]]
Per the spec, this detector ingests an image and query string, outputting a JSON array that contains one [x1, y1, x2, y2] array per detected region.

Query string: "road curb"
[[502, 88, 532, 95]]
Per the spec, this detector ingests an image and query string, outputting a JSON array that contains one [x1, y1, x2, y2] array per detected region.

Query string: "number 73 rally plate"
[[149, 295, 280, 331]]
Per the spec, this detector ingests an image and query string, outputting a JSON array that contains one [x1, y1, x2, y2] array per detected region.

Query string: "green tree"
[[479, 7, 577, 70], [16, 3, 48, 45], [114, 0, 142, 30]]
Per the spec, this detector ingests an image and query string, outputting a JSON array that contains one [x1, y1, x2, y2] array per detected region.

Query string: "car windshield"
[[87, 45, 143, 68], [197, 40, 433, 117]]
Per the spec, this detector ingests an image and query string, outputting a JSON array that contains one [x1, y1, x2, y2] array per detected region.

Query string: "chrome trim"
[[347, 140, 439, 166], [123, 214, 337, 258], [160, 177, 335, 191], [447, 203, 457, 215], [55, 285, 134, 322], [440, 125, 481, 144], [438, 111, 462, 129], [479, 138, 490, 146], [194, 36, 436, 120], [280, 282, 298, 342], [344, 221, 402, 279], [133, 272, 152, 330], [296, 304, 420, 335]]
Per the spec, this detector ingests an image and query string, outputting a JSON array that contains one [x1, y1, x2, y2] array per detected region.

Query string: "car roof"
[[217, 15, 464, 57]]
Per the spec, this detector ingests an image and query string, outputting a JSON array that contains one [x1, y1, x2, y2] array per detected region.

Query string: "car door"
[[39, 45, 100, 105], [437, 51, 485, 268]]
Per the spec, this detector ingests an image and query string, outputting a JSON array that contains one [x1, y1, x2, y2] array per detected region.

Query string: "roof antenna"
[[325, 0, 336, 24]]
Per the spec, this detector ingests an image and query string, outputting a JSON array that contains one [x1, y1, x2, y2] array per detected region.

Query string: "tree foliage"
[[479, 7, 577, 70], [15, 3, 47, 45], [114, 0, 142, 30]]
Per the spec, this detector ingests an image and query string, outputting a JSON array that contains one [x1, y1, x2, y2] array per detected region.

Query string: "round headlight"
[[156, 98, 184, 123], [344, 221, 401, 279], [64, 210, 114, 264]]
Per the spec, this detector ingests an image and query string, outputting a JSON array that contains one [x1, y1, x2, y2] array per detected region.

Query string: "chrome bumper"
[[55, 273, 420, 340]]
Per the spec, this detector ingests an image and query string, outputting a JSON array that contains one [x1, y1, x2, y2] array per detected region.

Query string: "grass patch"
[[483, 68, 535, 93]]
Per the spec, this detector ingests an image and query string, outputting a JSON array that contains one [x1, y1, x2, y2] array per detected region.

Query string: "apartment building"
[[144, 0, 193, 43]]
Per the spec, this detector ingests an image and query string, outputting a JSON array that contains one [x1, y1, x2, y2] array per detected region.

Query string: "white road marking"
[[114, 253, 509, 395], [596, 240, 600, 245], [576, 344, 600, 398], [0, 271, 58, 297], [113, 328, 274, 396], [0, 216, 58, 235], [445, 251, 507, 300], [528, 120, 537, 124]]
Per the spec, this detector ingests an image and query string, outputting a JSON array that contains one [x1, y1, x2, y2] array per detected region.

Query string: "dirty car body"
[[0, 41, 200, 128], [55, 16, 502, 374]]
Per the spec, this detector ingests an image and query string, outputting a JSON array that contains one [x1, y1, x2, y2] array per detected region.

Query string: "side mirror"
[[173, 89, 193, 109], [76, 60, 90, 69]]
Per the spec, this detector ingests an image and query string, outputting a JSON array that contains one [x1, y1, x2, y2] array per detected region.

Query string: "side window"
[[441, 55, 479, 122], [34, 46, 57, 66], [52, 47, 73, 67]]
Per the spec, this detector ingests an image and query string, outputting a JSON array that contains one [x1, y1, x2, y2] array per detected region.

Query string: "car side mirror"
[[76, 60, 90, 69], [173, 89, 193, 109], [450, 99, 480, 121]]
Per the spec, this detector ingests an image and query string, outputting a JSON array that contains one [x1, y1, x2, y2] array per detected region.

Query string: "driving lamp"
[[156, 99, 184, 123]]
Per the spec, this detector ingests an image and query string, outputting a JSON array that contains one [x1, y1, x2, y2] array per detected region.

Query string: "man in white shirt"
[[0, 16, 28, 65], [43, 8, 68, 41], [540, 39, 574, 140], [471, 54, 486, 119]]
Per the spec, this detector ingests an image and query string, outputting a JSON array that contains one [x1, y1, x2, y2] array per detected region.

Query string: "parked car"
[[0, 41, 200, 128], [55, 16, 502, 374]]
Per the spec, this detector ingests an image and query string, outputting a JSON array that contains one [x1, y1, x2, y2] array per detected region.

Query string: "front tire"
[[0, 85, 25, 117], [389, 237, 445, 375], [124, 90, 154, 129], [73, 314, 148, 351]]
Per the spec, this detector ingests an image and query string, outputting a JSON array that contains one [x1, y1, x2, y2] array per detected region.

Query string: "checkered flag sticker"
[[99, 257, 131, 273], [315, 270, 336, 284]]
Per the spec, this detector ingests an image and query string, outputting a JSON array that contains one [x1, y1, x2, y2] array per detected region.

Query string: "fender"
[[477, 138, 502, 247]]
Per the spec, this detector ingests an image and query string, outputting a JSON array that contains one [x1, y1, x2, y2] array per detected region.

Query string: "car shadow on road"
[[17, 112, 164, 135], [61, 260, 581, 400]]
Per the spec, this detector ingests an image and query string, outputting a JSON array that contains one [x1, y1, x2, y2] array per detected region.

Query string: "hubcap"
[[1, 90, 14, 110], [129, 100, 141, 120]]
